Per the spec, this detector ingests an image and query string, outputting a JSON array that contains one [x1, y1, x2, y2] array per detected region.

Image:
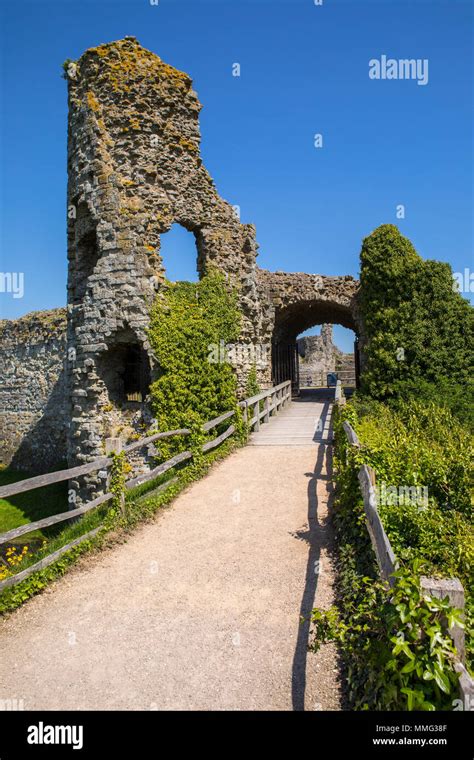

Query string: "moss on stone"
[[80, 38, 192, 97], [86, 90, 100, 113], [0, 308, 67, 344]]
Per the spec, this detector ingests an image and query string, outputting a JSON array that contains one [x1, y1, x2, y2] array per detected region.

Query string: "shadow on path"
[[291, 417, 338, 711]]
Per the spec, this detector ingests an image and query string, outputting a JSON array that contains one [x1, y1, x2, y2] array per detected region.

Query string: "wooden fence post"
[[358, 464, 398, 587], [420, 576, 465, 664], [253, 401, 260, 431], [105, 438, 123, 455], [271, 390, 276, 416], [455, 663, 474, 710], [264, 394, 270, 423]]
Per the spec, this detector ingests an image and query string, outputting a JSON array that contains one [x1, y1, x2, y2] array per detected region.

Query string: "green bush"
[[358, 225, 474, 425], [245, 364, 260, 398], [352, 397, 473, 515], [309, 400, 472, 709], [148, 270, 244, 458]]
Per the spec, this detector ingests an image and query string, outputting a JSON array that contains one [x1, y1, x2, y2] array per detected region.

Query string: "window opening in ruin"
[[73, 203, 100, 304], [159, 223, 200, 282]]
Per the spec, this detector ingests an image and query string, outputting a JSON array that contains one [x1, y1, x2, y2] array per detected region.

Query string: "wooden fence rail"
[[241, 380, 291, 431], [338, 402, 474, 704], [0, 380, 292, 592], [0, 429, 190, 500], [357, 464, 398, 587]]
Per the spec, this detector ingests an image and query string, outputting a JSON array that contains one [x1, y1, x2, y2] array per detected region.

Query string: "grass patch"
[[0, 467, 68, 544]]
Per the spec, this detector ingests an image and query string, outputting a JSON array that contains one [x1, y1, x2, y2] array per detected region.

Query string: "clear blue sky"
[[0, 0, 472, 352]]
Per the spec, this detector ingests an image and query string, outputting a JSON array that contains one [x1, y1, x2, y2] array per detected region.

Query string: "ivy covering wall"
[[148, 270, 243, 454]]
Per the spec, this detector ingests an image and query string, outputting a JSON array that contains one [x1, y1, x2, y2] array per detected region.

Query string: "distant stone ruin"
[[0, 37, 362, 477], [297, 325, 355, 387]]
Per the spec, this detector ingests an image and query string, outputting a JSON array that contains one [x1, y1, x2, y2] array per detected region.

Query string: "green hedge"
[[358, 225, 474, 429], [309, 399, 471, 710]]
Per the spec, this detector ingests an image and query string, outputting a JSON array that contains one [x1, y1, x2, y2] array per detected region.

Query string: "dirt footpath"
[[0, 441, 342, 710]]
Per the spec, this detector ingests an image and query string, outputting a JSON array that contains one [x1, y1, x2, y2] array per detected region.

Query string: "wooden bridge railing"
[[0, 380, 292, 592], [338, 400, 474, 705], [299, 372, 356, 389], [239, 379, 291, 432]]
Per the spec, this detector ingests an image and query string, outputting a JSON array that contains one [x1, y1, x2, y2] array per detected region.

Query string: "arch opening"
[[297, 323, 357, 391], [71, 202, 99, 304], [271, 299, 359, 393], [97, 330, 152, 406], [159, 222, 201, 282]]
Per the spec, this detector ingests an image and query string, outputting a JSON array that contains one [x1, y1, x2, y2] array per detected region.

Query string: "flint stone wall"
[[0, 309, 68, 472], [65, 36, 271, 499], [297, 325, 355, 386]]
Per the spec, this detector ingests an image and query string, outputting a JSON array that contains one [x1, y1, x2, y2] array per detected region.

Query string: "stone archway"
[[256, 270, 360, 391]]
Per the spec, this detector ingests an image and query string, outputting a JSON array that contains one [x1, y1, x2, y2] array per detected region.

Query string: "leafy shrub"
[[358, 225, 474, 426], [148, 270, 244, 458], [352, 397, 473, 515], [309, 400, 472, 709], [311, 560, 462, 711], [245, 364, 260, 398]]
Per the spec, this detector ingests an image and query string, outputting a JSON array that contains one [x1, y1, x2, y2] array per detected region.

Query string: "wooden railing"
[[338, 405, 474, 705], [299, 371, 356, 389], [239, 379, 291, 432], [0, 380, 292, 591]]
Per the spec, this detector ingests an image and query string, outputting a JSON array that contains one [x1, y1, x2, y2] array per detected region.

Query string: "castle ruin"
[[0, 37, 361, 478]]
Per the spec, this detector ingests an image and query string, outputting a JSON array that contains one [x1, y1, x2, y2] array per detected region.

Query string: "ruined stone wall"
[[296, 325, 355, 386], [257, 270, 359, 339], [0, 309, 68, 472], [65, 36, 271, 497], [297, 325, 340, 384]]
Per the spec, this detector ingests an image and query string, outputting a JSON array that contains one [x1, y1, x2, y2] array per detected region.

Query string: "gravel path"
[[0, 399, 342, 711]]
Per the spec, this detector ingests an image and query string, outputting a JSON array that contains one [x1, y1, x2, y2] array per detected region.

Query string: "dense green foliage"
[[245, 365, 260, 399], [148, 270, 243, 457], [353, 398, 472, 667], [359, 225, 474, 427], [310, 401, 471, 709], [352, 397, 473, 515], [311, 226, 473, 708]]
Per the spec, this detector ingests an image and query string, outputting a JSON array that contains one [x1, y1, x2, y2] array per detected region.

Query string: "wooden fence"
[[239, 379, 291, 432], [0, 380, 292, 592], [299, 371, 356, 389], [336, 393, 474, 705]]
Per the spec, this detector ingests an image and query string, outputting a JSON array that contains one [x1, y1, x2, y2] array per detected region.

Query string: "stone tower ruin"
[[65, 36, 267, 482], [0, 36, 361, 478]]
